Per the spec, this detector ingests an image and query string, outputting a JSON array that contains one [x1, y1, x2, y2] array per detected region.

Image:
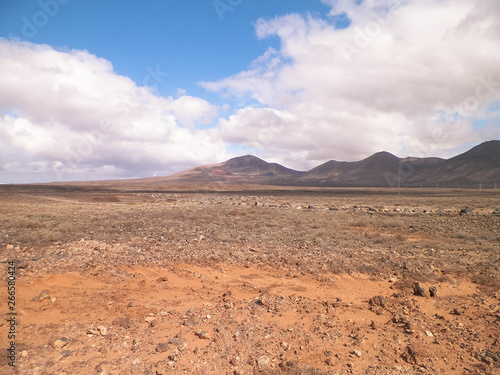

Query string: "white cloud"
[[2, 0, 500, 183], [0, 39, 226, 182], [203, 0, 500, 168]]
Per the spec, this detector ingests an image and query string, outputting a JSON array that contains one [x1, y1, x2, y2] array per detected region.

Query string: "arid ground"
[[0, 186, 499, 375]]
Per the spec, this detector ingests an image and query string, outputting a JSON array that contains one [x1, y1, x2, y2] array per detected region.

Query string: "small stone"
[[169, 337, 187, 351], [112, 317, 132, 329], [425, 331, 434, 337], [230, 356, 240, 366], [413, 282, 428, 297], [21, 350, 28, 358], [97, 325, 108, 336], [351, 350, 362, 357], [326, 357, 335, 366], [256, 355, 270, 368], [32, 290, 51, 302], [195, 330, 210, 340], [429, 286, 438, 297], [156, 342, 170, 353], [60, 350, 71, 358], [53, 338, 68, 350], [145, 317, 158, 327], [6, 244, 14, 250], [369, 295, 386, 308], [451, 307, 465, 315]]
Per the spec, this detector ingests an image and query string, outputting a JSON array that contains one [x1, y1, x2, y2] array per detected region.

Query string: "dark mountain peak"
[[222, 155, 302, 178], [363, 151, 400, 162], [225, 155, 268, 170], [451, 140, 500, 160]]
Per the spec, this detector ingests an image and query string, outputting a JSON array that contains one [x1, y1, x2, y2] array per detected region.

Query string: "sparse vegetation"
[[0, 186, 498, 374]]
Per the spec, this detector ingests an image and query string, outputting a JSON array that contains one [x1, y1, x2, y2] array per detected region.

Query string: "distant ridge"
[[162, 141, 500, 189]]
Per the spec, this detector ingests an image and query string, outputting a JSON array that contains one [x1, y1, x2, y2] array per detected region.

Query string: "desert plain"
[[0, 184, 499, 375]]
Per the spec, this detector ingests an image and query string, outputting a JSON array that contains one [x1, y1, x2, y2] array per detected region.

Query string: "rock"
[[413, 282, 428, 297], [156, 342, 170, 353], [325, 357, 335, 366], [6, 244, 14, 251], [369, 295, 386, 308], [96, 361, 112, 373], [460, 207, 472, 215], [145, 317, 158, 327], [256, 355, 270, 368], [156, 276, 169, 282], [60, 350, 71, 358], [86, 327, 99, 335], [351, 350, 362, 357], [425, 331, 434, 337], [401, 345, 417, 365], [112, 317, 132, 329], [451, 307, 465, 315], [97, 325, 108, 336], [21, 350, 28, 358], [52, 338, 68, 350], [195, 330, 210, 340], [230, 356, 240, 366], [32, 290, 51, 302], [169, 337, 187, 351], [429, 286, 437, 297]]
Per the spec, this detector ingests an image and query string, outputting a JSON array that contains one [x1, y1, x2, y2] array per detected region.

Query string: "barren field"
[[0, 187, 499, 375]]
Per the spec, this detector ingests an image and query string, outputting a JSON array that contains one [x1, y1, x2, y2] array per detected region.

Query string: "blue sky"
[[0, 0, 499, 182], [1, 1, 330, 101]]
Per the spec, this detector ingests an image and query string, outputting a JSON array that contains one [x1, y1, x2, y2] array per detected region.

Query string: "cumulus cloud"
[[0, 39, 226, 182], [203, 0, 500, 169]]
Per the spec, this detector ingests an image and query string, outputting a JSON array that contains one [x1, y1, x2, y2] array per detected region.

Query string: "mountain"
[[406, 140, 500, 188], [167, 155, 304, 184], [299, 141, 500, 188], [167, 141, 499, 188], [60, 140, 499, 190], [300, 152, 402, 186]]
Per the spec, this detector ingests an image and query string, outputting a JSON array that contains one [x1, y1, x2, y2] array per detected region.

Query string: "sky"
[[0, 0, 499, 183]]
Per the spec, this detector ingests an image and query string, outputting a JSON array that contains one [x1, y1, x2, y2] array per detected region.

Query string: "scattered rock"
[[145, 317, 158, 327], [451, 307, 465, 315], [230, 356, 240, 366], [32, 290, 51, 302], [425, 331, 434, 337], [97, 325, 108, 336], [169, 337, 187, 351], [52, 337, 68, 350], [413, 282, 428, 297], [195, 330, 210, 340], [429, 286, 438, 297], [351, 350, 362, 357], [96, 361, 112, 373], [156, 342, 170, 353], [460, 207, 472, 215], [60, 350, 71, 358], [256, 355, 270, 368], [112, 316, 132, 329], [369, 295, 386, 308]]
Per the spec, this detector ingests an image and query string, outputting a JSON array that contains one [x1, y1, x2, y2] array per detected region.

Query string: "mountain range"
[[165, 140, 500, 189]]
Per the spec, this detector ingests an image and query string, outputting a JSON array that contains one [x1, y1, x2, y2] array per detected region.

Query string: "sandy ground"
[[0, 188, 499, 374]]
